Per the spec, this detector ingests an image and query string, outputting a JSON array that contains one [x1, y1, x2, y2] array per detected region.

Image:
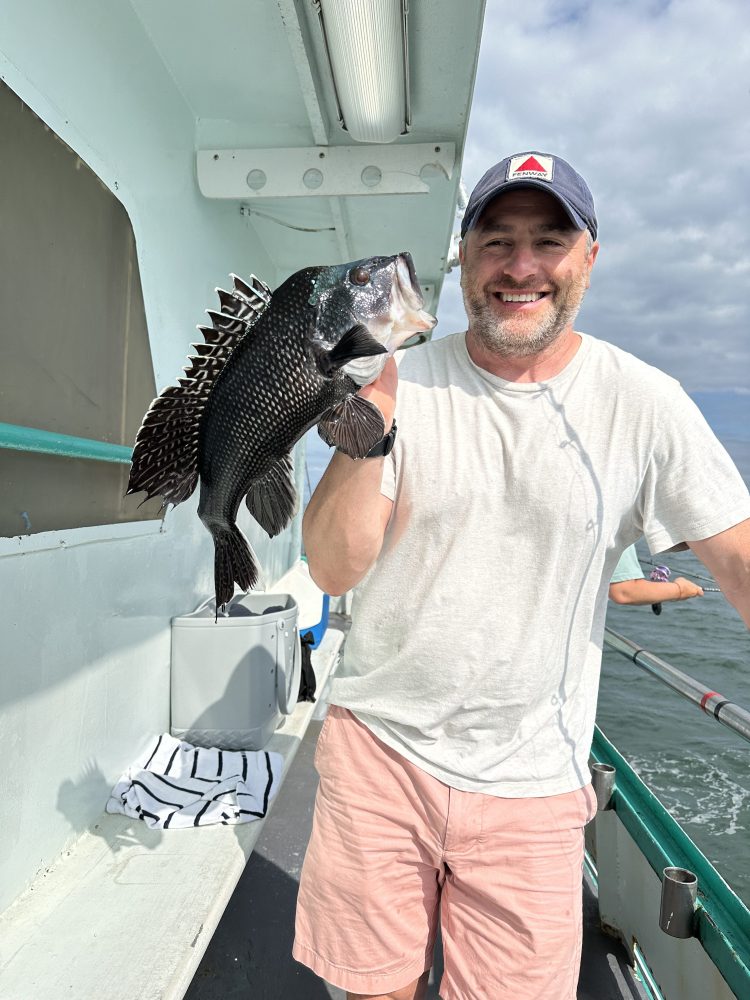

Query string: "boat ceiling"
[[129, 0, 485, 315]]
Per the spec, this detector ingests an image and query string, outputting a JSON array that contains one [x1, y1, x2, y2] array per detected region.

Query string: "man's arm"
[[688, 518, 750, 627], [608, 577, 703, 605], [303, 360, 397, 596]]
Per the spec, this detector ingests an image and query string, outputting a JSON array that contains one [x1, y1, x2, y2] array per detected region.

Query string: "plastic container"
[[274, 561, 330, 648], [170, 592, 301, 750]]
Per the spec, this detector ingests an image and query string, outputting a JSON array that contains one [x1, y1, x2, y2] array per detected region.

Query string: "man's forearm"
[[304, 358, 397, 595], [303, 450, 393, 595], [608, 577, 701, 605]]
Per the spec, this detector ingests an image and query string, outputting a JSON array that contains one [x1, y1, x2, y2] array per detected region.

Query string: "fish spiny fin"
[[245, 454, 298, 537], [126, 274, 271, 506], [318, 394, 385, 459], [126, 380, 204, 507]]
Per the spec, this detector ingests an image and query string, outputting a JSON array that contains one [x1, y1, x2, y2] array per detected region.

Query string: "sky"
[[434, 0, 750, 398]]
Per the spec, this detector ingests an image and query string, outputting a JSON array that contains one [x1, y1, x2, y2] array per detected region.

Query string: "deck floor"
[[186, 706, 647, 999]]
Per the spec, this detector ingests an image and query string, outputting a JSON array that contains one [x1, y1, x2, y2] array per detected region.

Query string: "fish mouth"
[[395, 252, 436, 331], [396, 252, 425, 309]]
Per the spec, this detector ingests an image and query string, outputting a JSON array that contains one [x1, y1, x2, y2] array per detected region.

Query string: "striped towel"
[[106, 733, 284, 829]]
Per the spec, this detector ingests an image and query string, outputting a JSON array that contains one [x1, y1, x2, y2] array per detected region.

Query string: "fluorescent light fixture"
[[314, 0, 410, 144]]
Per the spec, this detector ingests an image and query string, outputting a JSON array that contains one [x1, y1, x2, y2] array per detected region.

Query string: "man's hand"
[[671, 577, 704, 600]]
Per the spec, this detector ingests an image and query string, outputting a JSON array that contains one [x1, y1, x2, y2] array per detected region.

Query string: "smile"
[[497, 292, 547, 303]]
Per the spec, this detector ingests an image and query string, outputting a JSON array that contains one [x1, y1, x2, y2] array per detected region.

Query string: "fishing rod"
[[641, 560, 721, 617], [640, 559, 722, 592]]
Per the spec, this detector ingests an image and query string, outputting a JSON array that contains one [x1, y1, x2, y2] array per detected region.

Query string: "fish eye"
[[349, 266, 370, 286]]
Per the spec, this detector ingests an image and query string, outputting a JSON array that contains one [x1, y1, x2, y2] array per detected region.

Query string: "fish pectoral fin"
[[313, 324, 387, 378], [318, 394, 386, 459], [245, 454, 298, 538]]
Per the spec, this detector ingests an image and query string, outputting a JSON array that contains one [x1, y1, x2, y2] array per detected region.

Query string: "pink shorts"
[[293, 707, 597, 999]]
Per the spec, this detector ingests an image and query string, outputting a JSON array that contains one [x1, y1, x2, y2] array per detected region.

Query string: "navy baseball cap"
[[461, 152, 598, 241]]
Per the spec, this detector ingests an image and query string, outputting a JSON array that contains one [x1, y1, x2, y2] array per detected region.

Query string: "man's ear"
[[585, 240, 600, 288], [458, 239, 465, 265]]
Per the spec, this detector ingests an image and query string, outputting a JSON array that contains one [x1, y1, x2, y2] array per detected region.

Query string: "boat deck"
[[185, 688, 648, 998]]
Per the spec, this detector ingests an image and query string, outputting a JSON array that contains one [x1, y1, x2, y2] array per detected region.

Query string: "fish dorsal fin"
[[126, 273, 271, 507], [231, 273, 272, 308], [219, 273, 271, 318], [187, 273, 271, 381], [318, 394, 385, 459], [245, 454, 298, 537]]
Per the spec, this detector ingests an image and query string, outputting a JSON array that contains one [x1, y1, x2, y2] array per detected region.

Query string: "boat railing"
[[0, 420, 132, 464], [604, 626, 750, 744], [591, 628, 750, 997]]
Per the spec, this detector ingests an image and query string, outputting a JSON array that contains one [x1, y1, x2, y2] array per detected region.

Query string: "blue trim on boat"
[[0, 422, 132, 464], [592, 725, 750, 998]]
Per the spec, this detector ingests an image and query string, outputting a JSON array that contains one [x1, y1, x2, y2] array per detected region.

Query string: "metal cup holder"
[[590, 762, 616, 811], [659, 867, 697, 938]]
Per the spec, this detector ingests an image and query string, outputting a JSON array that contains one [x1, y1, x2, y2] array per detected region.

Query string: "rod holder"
[[659, 867, 697, 938], [590, 762, 616, 811]]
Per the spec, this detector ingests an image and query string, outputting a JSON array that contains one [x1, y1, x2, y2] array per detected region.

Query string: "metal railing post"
[[604, 627, 750, 744]]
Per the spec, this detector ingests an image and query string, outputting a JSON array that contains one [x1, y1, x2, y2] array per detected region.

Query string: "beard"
[[461, 270, 589, 359]]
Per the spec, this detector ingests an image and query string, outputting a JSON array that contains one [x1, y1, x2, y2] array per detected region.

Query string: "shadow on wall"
[[57, 759, 163, 854]]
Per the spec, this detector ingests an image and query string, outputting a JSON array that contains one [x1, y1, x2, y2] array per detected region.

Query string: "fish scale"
[[127, 253, 436, 609]]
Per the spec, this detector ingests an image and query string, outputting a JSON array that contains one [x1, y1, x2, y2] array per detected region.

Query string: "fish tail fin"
[[211, 522, 259, 609]]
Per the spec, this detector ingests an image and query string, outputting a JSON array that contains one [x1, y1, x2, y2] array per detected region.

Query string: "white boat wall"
[[0, 0, 486, 916]]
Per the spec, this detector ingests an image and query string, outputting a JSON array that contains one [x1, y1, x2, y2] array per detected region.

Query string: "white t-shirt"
[[327, 332, 750, 797]]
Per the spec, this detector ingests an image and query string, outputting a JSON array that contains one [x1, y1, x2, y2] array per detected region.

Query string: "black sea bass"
[[127, 253, 435, 607]]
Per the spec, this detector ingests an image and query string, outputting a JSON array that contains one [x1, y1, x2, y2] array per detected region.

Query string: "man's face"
[[459, 188, 598, 358]]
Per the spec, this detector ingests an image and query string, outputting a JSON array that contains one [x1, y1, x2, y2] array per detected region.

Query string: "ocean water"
[[302, 392, 750, 906], [600, 544, 750, 907], [600, 397, 750, 907]]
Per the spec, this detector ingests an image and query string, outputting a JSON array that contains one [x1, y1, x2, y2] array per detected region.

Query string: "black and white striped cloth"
[[106, 733, 283, 829]]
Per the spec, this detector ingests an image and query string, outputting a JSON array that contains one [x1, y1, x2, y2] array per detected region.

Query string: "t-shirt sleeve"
[[380, 450, 397, 501], [637, 387, 750, 554], [610, 544, 645, 583]]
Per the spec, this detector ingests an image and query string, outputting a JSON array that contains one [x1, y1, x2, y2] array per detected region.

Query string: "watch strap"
[[364, 419, 397, 458]]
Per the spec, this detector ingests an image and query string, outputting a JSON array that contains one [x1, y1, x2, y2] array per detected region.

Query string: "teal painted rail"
[[0, 422, 132, 464], [592, 725, 750, 998]]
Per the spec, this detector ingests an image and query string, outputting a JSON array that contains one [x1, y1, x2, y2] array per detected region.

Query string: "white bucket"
[[170, 592, 301, 750]]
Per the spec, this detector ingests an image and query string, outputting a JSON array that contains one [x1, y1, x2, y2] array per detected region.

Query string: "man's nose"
[[502, 245, 538, 282]]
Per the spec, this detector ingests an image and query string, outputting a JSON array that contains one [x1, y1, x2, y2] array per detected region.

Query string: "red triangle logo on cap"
[[516, 156, 546, 173]]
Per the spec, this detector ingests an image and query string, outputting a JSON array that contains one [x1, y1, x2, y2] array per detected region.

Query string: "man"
[[293, 152, 750, 1000]]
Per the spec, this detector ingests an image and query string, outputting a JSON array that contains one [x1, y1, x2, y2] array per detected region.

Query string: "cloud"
[[436, 0, 750, 394]]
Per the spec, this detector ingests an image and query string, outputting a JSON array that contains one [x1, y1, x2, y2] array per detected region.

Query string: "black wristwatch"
[[365, 419, 397, 458]]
